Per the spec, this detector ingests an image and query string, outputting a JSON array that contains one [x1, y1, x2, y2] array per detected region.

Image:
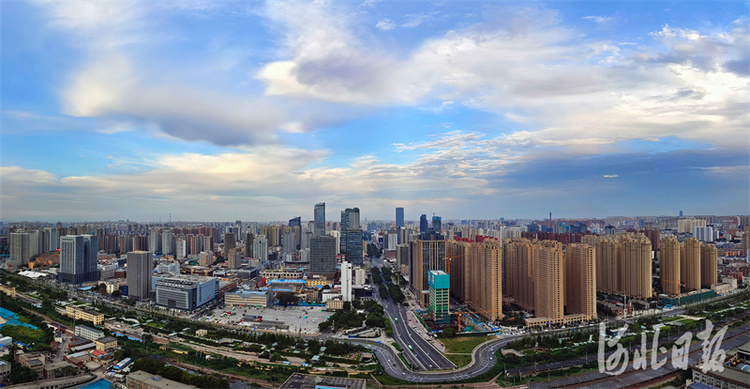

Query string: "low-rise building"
[[18, 352, 46, 377], [95, 336, 117, 353], [65, 306, 105, 326], [75, 325, 104, 342], [326, 299, 344, 310], [126, 370, 198, 389], [0, 360, 10, 382], [224, 290, 272, 308]]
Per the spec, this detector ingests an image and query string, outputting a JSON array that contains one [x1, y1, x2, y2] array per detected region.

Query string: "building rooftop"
[[96, 336, 117, 343], [127, 370, 198, 389]]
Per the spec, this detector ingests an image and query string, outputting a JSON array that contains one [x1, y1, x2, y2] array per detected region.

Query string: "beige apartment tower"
[[446, 238, 502, 321], [618, 233, 653, 299], [594, 236, 620, 294], [533, 241, 564, 320], [700, 243, 718, 288], [503, 237, 535, 312], [565, 244, 597, 320], [680, 237, 701, 292], [660, 236, 681, 295]]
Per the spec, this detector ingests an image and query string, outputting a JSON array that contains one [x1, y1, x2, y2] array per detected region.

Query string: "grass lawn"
[[0, 325, 45, 345], [440, 336, 489, 354], [445, 353, 473, 367]]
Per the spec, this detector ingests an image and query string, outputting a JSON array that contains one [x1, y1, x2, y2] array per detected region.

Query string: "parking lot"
[[203, 305, 332, 334]]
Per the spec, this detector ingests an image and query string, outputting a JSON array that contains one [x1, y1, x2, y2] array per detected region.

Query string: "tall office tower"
[[310, 235, 336, 275], [126, 251, 153, 301], [223, 232, 236, 258], [340, 209, 350, 255], [289, 216, 302, 247], [59, 235, 99, 284], [419, 214, 428, 233], [395, 207, 405, 228], [148, 228, 162, 255], [396, 244, 409, 272], [618, 233, 653, 299], [344, 208, 363, 265], [502, 237, 535, 311], [133, 235, 148, 251], [565, 244, 597, 320], [244, 232, 254, 258], [161, 230, 174, 255], [341, 261, 353, 302], [428, 270, 450, 323], [700, 243, 718, 288], [281, 232, 296, 257], [409, 239, 446, 306], [660, 236, 681, 295], [590, 236, 619, 294], [533, 241, 564, 320], [432, 216, 442, 232], [253, 235, 268, 261], [9, 232, 31, 264], [314, 203, 326, 237], [680, 237, 701, 291]]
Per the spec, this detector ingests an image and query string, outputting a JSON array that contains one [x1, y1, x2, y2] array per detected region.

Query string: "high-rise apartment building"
[[503, 237, 535, 311], [244, 232, 254, 258], [700, 243, 718, 288], [618, 233, 653, 299], [59, 235, 99, 284], [590, 236, 619, 293], [253, 235, 268, 261], [310, 235, 336, 275], [677, 218, 707, 234], [148, 227, 162, 255], [533, 241, 564, 321], [680, 237, 701, 292], [126, 251, 153, 301], [446, 238, 503, 321], [314, 203, 326, 237], [161, 230, 174, 255], [395, 207, 404, 228], [565, 244, 597, 320], [227, 248, 240, 269], [9, 232, 31, 264], [660, 236, 681, 295]]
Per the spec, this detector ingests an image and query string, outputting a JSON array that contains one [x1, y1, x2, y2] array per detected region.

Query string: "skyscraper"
[[310, 235, 336, 275], [342, 207, 363, 265], [680, 237, 701, 292], [253, 235, 268, 261], [341, 261, 353, 302], [314, 203, 326, 237], [432, 215, 442, 232], [127, 251, 153, 301], [148, 227, 162, 255], [660, 236, 681, 295], [9, 232, 31, 264], [59, 235, 99, 284], [565, 244, 597, 320], [534, 241, 564, 320], [395, 207, 405, 228], [161, 230, 174, 255], [223, 232, 236, 259], [419, 214, 428, 233], [619, 233, 653, 299], [410, 239, 446, 306], [700, 243, 718, 288]]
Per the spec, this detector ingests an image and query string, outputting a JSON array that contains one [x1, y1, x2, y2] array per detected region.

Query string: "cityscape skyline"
[[2, 1, 749, 221]]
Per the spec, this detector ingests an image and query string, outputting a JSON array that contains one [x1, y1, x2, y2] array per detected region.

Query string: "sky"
[[1, 0, 749, 223]]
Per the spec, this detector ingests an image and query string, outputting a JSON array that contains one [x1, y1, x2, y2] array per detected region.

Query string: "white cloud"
[[375, 18, 396, 31], [582, 16, 614, 24], [602, 174, 619, 178]]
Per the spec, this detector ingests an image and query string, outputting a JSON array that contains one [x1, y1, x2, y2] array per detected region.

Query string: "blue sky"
[[1, 0, 748, 222]]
